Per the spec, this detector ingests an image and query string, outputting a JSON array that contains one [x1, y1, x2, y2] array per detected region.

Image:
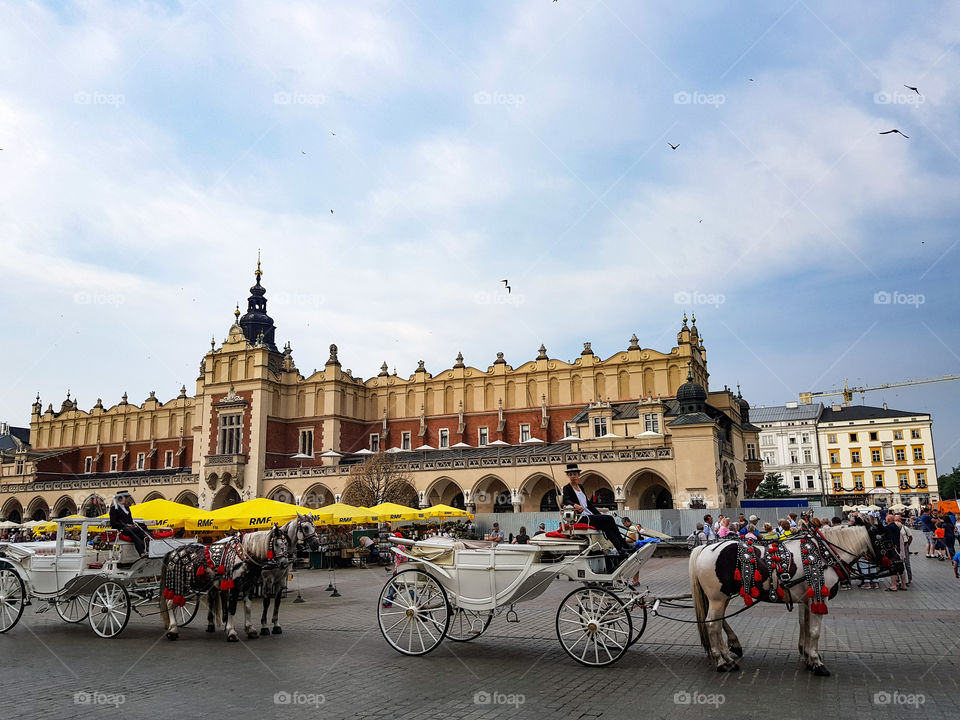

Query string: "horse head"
[[268, 524, 291, 566], [293, 513, 321, 552], [865, 523, 903, 574]]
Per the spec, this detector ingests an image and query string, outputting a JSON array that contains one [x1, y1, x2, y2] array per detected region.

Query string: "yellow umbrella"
[[310, 503, 376, 525], [34, 515, 109, 534], [184, 498, 315, 533], [127, 498, 211, 530], [367, 502, 426, 522], [423, 504, 474, 519]]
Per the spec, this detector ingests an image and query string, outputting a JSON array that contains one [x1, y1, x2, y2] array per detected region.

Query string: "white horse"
[[259, 515, 321, 636], [689, 523, 900, 675]]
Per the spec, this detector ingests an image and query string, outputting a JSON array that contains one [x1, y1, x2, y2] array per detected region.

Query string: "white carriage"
[[377, 509, 659, 666], [0, 517, 198, 638]]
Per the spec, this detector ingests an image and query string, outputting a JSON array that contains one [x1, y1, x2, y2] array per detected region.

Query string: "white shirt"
[[572, 487, 592, 520]]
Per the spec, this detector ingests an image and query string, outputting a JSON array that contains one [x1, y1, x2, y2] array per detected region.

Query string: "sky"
[[1, 1, 958, 472]]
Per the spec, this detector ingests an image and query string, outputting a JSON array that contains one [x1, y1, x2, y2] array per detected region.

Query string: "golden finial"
[[255, 250, 262, 281], [234, 303, 240, 319]]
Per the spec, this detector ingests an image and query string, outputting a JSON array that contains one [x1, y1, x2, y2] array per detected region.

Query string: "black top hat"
[[115, 490, 132, 498], [565, 463, 581, 474]]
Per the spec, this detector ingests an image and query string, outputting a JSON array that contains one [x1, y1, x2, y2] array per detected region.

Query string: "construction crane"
[[799, 375, 960, 406]]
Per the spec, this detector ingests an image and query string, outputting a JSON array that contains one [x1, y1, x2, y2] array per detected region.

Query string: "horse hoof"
[[813, 665, 831, 677], [166, 632, 179, 641], [260, 628, 270, 636], [272, 627, 282, 635], [247, 632, 259, 640], [731, 646, 743, 658], [716, 662, 737, 673], [206, 625, 215, 633], [227, 635, 239, 643]]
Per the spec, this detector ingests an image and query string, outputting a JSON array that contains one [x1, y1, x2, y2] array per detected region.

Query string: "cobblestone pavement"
[[2, 529, 958, 719]]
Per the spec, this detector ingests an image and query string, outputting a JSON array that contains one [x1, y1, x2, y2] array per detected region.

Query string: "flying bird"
[[904, 84, 920, 95], [668, 143, 679, 150], [501, 279, 511, 294], [748, 78, 754, 82], [330, 209, 334, 214], [301, 150, 306, 155], [879, 129, 909, 138]]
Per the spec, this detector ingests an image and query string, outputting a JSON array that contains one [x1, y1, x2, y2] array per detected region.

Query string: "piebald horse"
[[689, 523, 900, 675], [259, 515, 321, 636]]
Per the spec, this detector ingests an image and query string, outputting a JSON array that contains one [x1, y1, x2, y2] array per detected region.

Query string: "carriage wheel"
[[378, 569, 450, 656], [556, 586, 632, 667], [0, 569, 26, 633], [628, 599, 648, 647], [172, 594, 200, 627], [88, 581, 131, 638], [55, 594, 90, 624], [446, 608, 493, 642]]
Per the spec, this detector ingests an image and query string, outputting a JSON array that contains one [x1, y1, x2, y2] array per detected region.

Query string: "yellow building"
[[818, 403, 938, 507]]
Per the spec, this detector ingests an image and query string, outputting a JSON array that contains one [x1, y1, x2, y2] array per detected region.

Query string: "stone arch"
[[143, 491, 166, 502], [444, 386, 455, 414], [549, 377, 560, 404], [212, 486, 241, 510], [267, 484, 296, 504], [571, 375, 582, 403], [53, 495, 77, 518], [667, 364, 681, 395], [80, 494, 106, 517], [301, 483, 335, 509], [246, 356, 255, 379], [471, 475, 513, 513], [526, 379, 537, 407], [505, 381, 516, 409], [425, 388, 434, 415], [642, 367, 655, 396], [484, 383, 495, 409], [625, 469, 674, 510], [594, 373, 606, 402], [579, 471, 616, 510], [464, 384, 475, 412], [175, 490, 199, 508], [618, 370, 630, 399], [406, 389, 416, 417], [1, 497, 23, 523], [26, 496, 49, 521], [518, 472, 560, 512], [297, 391, 306, 416], [206, 472, 219, 490], [423, 476, 467, 508]]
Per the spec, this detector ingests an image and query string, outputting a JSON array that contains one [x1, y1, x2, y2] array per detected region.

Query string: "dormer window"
[[593, 417, 607, 438]]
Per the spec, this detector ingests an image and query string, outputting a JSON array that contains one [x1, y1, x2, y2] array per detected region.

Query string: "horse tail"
[[159, 557, 171, 630], [689, 544, 711, 654]]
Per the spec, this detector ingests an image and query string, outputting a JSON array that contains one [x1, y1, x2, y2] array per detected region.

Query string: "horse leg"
[[244, 593, 259, 639], [260, 594, 271, 636], [804, 607, 830, 676], [707, 598, 738, 672], [225, 589, 239, 642], [797, 600, 808, 658], [206, 590, 217, 633], [163, 596, 179, 640], [722, 619, 743, 658], [271, 591, 282, 634]]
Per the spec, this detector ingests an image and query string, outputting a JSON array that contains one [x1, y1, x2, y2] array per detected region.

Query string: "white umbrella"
[[451, 441, 471, 448], [353, 448, 375, 455], [415, 444, 436, 451], [385, 447, 403, 453], [599, 432, 621, 439], [635, 430, 662, 437], [319, 450, 343, 458], [0, 520, 19, 529], [487, 440, 510, 446], [521, 437, 545, 444], [21, 520, 42, 528], [866, 487, 892, 495], [559, 435, 581, 442]]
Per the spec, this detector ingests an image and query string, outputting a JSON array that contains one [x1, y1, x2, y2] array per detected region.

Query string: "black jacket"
[[561, 484, 598, 515], [109, 503, 133, 530]]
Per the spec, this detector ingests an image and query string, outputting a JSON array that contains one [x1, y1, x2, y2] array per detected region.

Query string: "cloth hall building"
[[0, 265, 763, 523]]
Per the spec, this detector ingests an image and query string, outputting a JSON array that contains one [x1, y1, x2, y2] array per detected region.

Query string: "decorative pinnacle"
[[454, 352, 465, 368], [234, 303, 240, 320], [255, 250, 262, 281], [211, 336, 215, 349], [537, 344, 548, 360], [628, 333, 640, 350]]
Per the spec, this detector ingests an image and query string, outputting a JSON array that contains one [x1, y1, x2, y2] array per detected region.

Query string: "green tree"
[[937, 465, 960, 500], [752, 472, 791, 499]]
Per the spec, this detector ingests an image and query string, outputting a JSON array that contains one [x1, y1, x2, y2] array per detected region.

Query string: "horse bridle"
[[807, 525, 902, 580]]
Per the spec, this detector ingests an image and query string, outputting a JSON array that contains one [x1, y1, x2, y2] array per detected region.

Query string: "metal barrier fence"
[[472, 505, 841, 540]]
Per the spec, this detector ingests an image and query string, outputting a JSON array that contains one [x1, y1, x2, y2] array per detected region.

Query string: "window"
[[217, 413, 242, 455], [761, 435, 775, 447], [477, 427, 488, 446], [299, 429, 314, 456], [829, 451, 840, 464], [827, 434, 837, 444], [15, 458, 24, 475], [871, 449, 881, 463], [592, 417, 607, 438], [895, 448, 906, 462], [644, 413, 659, 433], [563, 422, 577, 438], [165, 451, 174, 469], [898, 471, 909, 489], [763, 453, 774, 465], [849, 433, 858, 442], [519, 424, 531, 443], [869, 431, 878, 441], [850, 450, 861, 464], [109, 454, 118, 472], [806, 475, 815, 489], [438, 429, 450, 448], [790, 452, 798, 464], [788, 436, 796, 445], [746, 443, 756, 460], [801, 433, 809, 444], [84, 456, 92, 473], [853, 473, 864, 491], [793, 476, 801, 489], [803, 449, 812, 463], [832, 473, 842, 491], [369, 433, 380, 452], [916, 470, 927, 488], [401, 431, 411, 451], [873, 472, 884, 488], [911, 429, 921, 440], [913, 447, 924, 461], [893, 430, 903, 440], [136, 453, 145, 471]]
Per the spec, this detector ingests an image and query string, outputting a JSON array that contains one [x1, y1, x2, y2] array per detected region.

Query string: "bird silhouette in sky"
[[668, 143, 679, 150], [330, 209, 334, 214], [301, 150, 306, 155], [904, 84, 920, 95], [879, 129, 909, 138], [501, 279, 511, 294]]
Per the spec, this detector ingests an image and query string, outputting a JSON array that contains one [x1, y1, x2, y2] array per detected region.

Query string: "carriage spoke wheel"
[[88, 581, 130, 638], [172, 594, 200, 627], [378, 570, 449, 656], [446, 608, 493, 642], [55, 594, 90, 623], [556, 586, 632, 667], [0, 569, 26, 633]]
